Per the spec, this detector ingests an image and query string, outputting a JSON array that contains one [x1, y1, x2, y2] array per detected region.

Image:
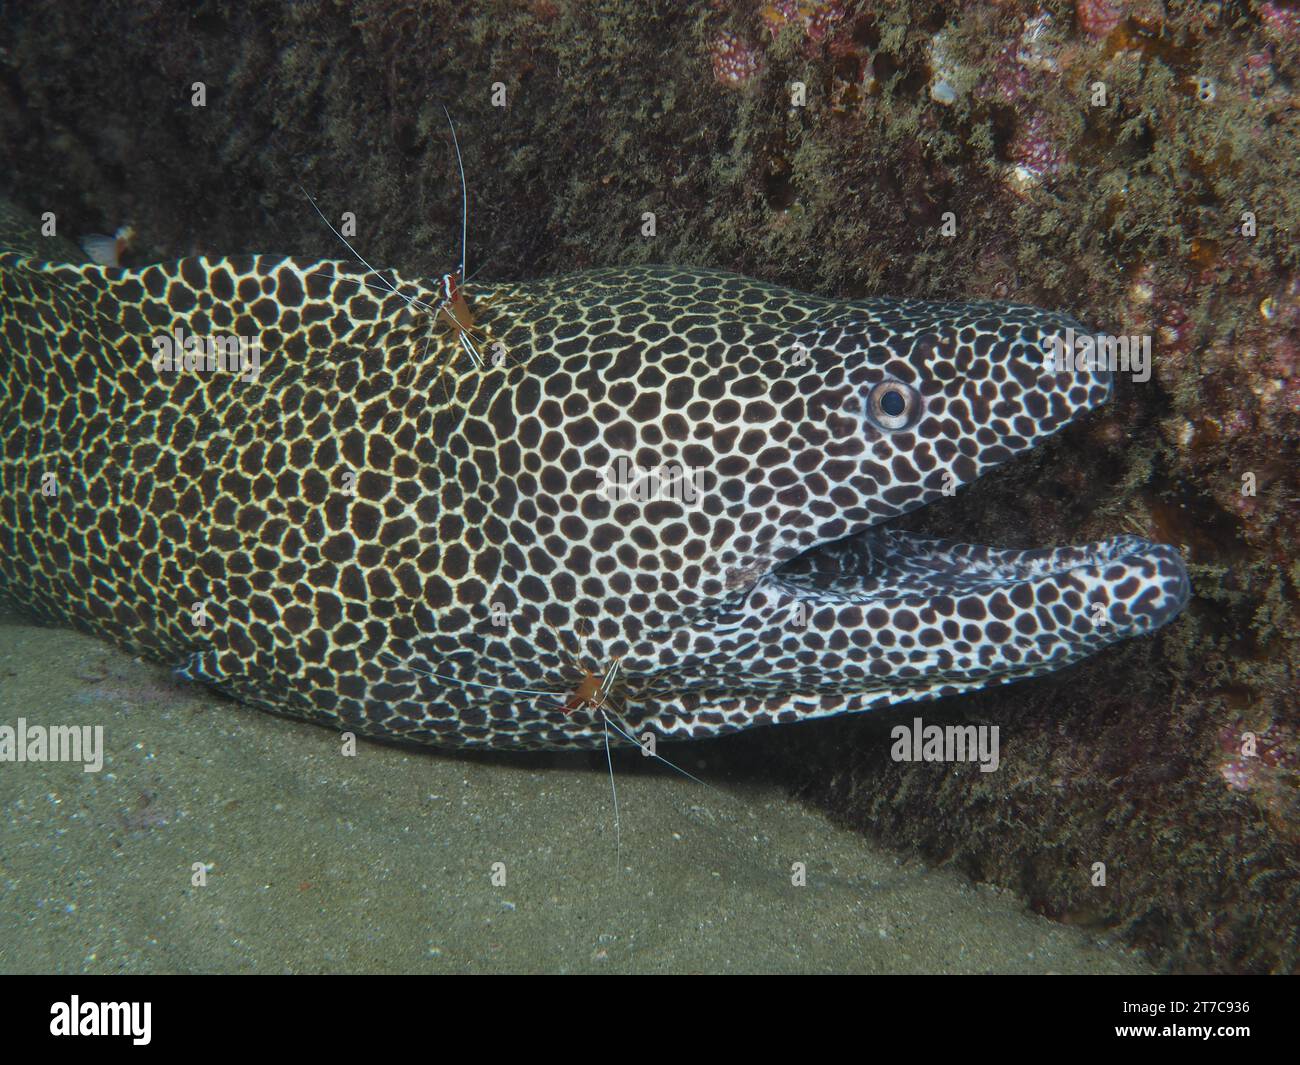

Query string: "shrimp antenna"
[[602, 715, 621, 871], [300, 185, 400, 302], [599, 701, 714, 791], [299, 185, 456, 325], [442, 105, 468, 283], [379, 652, 557, 699]]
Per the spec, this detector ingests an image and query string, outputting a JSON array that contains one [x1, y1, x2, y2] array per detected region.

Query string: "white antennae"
[[379, 652, 557, 699], [300, 186, 404, 302], [599, 702, 714, 790], [301, 189, 466, 332], [307, 265, 440, 316], [600, 659, 622, 692], [441, 105, 469, 282], [602, 715, 621, 871]]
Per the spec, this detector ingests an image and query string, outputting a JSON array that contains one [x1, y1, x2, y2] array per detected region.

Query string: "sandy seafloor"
[[0, 611, 1149, 974]]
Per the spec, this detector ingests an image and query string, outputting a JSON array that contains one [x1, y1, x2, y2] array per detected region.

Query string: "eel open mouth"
[[630, 514, 1191, 745], [770, 522, 1191, 683]]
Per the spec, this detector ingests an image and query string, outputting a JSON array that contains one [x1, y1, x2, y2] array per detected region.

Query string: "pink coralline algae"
[[760, 1, 846, 45], [977, 12, 1063, 103], [708, 1, 845, 89], [1076, 0, 1127, 40], [1265, 334, 1300, 417], [1250, 275, 1300, 419], [1217, 722, 1300, 793], [978, 47, 1036, 104], [1239, 49, 1277, 97], [1258, 1, 1300, 40], [709, 30, 763, 88], [972, 13, 1071, 191], [1009, 111, 1068, 187]]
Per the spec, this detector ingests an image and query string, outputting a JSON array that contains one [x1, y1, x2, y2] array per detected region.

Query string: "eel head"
[[429, 267, 1192, 745]]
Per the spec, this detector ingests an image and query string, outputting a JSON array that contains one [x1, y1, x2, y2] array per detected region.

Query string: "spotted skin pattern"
[[0, 200, 1190, 750]]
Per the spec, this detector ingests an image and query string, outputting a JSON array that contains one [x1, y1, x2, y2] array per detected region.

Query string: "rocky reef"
[[1, 0, 1296, 971]]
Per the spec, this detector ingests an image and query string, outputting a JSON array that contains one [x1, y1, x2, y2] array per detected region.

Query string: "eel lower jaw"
[[772, 525, 1192, 642]]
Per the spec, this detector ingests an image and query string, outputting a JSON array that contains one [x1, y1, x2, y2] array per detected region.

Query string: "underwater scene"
[[0, 0, 1296, 979]]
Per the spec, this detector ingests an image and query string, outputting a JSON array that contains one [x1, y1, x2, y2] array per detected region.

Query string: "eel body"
[[0, 198, 1189, 749]]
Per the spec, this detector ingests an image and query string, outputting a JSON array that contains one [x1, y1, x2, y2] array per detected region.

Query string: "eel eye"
[[867, 380, 919, 431]]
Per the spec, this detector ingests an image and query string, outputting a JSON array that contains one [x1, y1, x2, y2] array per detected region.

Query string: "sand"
[[0, 611, 1149, 974]]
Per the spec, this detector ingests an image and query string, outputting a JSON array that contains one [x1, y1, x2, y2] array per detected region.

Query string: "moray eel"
[[0, 197, 1190, 750]]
